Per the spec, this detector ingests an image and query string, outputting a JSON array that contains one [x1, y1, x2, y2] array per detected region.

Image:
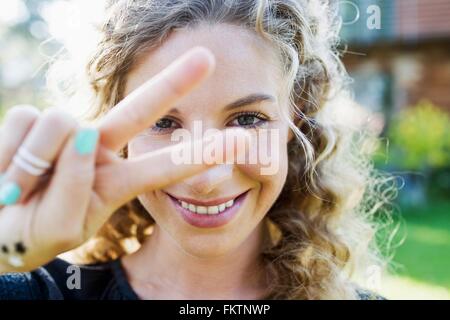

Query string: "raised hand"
[[0, 47, 249, 273]]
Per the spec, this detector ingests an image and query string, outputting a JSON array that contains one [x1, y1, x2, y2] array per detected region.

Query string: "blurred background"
[[0, 0, 449, 299]]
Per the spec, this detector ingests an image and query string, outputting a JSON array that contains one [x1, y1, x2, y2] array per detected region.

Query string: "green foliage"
[[386, 101, 450, 170], [378, 198, 450, 288]]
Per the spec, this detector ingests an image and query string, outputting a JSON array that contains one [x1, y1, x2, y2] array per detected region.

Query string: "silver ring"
[[12, 147, 51, 177], [18, 147, 51, 169]]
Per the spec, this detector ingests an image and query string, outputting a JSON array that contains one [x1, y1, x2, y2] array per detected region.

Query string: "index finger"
[[98, 46, 216, 152]]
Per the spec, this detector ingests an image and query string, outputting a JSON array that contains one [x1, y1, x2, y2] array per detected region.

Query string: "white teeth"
[[207, 206, 219, 214], [196, 206, 207, 214], [178, 198, 236, 215]]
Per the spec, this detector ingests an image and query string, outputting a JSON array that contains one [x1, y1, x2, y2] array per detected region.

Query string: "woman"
[[0, 0, 388, 299]]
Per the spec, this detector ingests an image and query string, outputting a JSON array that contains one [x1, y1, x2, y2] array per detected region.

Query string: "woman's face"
[[126, 24, 291, 257]]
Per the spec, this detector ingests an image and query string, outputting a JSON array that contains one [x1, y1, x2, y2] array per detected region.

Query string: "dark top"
[[0, 258, 139, 300], [0, 258, 384, 300]]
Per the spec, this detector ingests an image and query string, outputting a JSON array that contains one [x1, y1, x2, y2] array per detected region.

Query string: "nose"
[[182, 164, 234, 195]]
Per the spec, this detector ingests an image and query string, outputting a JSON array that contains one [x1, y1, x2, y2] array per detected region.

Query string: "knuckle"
[[0, 106, 39, 158], [4, 105, 40, 124], [41, 109, 77, 134], [2, 141, 18, 156]]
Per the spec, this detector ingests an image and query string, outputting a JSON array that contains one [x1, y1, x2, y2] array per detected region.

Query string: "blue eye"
[[228, 111, 268, 128], [152, 117, 180, 132]]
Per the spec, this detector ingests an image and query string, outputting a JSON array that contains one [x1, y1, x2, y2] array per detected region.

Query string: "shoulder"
[[41, 257, 114, 299], [0, 270, 43, 300], [0, 257, 132, 300], [0, 261, 64, 300]]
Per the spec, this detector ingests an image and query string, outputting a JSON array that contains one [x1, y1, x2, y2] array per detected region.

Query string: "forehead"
[[125, 23, 283, 102]]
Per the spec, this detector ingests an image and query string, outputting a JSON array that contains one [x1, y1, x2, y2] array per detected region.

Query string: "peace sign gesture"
[[0, 47, 249, 273]]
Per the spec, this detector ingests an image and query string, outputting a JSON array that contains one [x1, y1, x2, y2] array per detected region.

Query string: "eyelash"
[[150, 111, 270, 133], [228, 111, 269, 128]]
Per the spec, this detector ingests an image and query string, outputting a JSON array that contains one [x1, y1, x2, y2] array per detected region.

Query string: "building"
[[340, 0, 450, 120]]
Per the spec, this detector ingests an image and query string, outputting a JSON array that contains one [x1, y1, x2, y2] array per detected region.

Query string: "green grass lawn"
[[381, 198, 450, 289]]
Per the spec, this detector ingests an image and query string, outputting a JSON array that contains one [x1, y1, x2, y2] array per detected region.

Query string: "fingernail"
[[0, 182, 22, 206], [75, 128, 99, 155]]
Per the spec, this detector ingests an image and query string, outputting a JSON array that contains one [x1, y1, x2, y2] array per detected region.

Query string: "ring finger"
[[0, 108, 78, 205], [0, 105, 40, 174]]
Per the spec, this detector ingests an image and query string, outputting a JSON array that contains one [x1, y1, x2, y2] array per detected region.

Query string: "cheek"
[[137, 194, 162, 228], [237, 128, 289, 185], [235, 129, 289, 215]]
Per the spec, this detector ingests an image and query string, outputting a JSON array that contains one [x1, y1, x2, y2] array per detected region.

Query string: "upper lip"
[[165, 190, 249, 206]]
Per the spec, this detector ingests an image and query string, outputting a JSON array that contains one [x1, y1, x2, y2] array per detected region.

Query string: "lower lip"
[[167, 191, 248, 228]]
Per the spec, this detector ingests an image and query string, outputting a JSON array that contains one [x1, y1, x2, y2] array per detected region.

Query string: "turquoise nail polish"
[[75, 129, 99, 155], [0, 182, 21, 205]]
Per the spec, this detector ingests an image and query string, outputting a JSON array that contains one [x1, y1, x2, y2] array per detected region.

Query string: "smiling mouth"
[[166, 190, 249, 228], [166, 190, 249, 215]]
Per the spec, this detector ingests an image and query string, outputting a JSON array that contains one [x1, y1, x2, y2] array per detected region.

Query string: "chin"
[[175, 232, 242, 258], [139, 189, 264, 258]]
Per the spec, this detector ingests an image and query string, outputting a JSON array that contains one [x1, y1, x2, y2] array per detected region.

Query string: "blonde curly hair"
[[49, 0, 396, 299]]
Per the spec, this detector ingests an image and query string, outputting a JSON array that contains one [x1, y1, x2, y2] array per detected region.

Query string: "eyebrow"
[[168, 93, 276, 114], [223, 93, 276, 111]]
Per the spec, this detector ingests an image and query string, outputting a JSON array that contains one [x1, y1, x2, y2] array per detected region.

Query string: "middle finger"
[[98, 46, 216, 153]]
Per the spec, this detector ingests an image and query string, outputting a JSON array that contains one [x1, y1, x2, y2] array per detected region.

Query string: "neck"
[[122, 220, 270, 299]]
